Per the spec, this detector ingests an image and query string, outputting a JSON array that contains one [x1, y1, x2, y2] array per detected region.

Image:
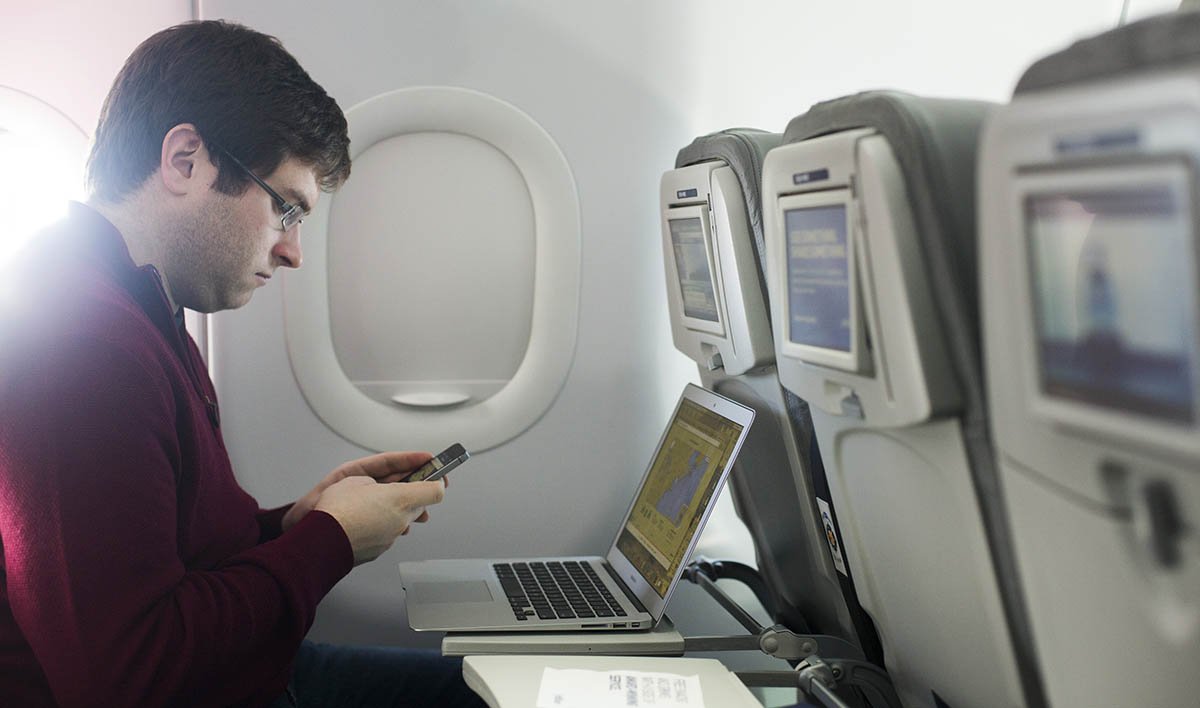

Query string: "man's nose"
[[272, 226, 303, 269]]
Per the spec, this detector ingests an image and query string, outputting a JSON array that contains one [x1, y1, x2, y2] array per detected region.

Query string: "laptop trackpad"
[[411, 581, 494, 603]]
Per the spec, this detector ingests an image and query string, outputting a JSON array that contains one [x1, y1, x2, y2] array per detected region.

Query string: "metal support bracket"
[[680, 559, 865, 662], [797, 656, 853, 708], [739, 655, 899, 708], [680, 559, 901, 708]]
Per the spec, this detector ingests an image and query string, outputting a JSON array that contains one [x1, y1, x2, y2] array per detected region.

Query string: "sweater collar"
[[65, 201, 185, 338]]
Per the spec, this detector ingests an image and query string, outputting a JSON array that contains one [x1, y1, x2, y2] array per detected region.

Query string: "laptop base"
[[441, 616, 683, 657]]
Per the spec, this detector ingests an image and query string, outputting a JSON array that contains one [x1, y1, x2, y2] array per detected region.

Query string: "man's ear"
[[159, 124, 208, 196]]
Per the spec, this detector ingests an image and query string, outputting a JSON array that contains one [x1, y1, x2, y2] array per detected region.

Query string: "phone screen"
[[404, 443, 469, 482]]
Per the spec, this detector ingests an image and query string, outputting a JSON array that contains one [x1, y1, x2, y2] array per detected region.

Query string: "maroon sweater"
[[0, 203, 354, 707]]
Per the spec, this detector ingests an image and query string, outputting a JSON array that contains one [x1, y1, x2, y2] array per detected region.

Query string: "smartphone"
[[403, 443, 469, 483]]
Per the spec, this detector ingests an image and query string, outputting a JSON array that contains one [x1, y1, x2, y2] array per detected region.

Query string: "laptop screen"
[[613, 397, 747, 597]]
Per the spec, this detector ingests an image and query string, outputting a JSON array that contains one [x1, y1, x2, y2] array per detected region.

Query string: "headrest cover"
[[675, 129, 782, 291], [1017, 11, 1200, 94], [782, 91, 990, 394]]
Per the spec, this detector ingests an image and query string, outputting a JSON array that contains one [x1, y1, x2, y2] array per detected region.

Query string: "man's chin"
[[196, 289, 255, 314], [228, 289, 255, 310]]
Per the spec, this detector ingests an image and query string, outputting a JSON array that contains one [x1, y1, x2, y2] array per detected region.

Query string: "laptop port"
[[613, 623, 626, 628]]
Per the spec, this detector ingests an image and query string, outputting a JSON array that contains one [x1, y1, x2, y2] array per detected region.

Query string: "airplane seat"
[[979, 11, 1200, 707], [763, 91, 1044, 708], [660, 129, 886, 670]]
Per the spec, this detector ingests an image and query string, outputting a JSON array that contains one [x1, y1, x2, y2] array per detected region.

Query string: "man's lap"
[[269, 641, 486, 708]]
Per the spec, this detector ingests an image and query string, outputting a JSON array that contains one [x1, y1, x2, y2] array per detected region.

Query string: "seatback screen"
[[785, 205, 851, 351], [1026, 186, 1196, 423], [669, 217, 720, 323], [615, 399, 744, 597]]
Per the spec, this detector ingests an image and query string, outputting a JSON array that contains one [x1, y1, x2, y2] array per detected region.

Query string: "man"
[[0, 20, 482, 708]]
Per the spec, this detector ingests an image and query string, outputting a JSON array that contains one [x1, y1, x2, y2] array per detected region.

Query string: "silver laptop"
[[398, 383, 755, 632]]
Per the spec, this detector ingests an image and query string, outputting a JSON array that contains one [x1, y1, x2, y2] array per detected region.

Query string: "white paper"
[[536, 668, 705, 708]]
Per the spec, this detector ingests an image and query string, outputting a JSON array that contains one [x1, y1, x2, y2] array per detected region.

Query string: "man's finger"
[[382, 479, 445, 508], [358, 451, 434, 479]]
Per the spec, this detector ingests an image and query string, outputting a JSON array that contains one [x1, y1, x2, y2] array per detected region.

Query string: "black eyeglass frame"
[[207, 141, 306, 231]]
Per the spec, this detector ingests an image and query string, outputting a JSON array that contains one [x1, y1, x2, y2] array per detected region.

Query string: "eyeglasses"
[[209, 142, 306, 231]]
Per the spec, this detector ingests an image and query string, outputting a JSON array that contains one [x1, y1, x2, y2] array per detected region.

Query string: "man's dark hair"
[[86, 20, 351, 203]]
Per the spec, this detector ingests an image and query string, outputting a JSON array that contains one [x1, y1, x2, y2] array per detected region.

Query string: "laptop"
[[397, 383, 755, 632]]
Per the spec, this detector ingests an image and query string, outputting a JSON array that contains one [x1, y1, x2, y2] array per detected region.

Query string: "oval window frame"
[[283, 86, 581, 452], [0, 85, 86, 144]]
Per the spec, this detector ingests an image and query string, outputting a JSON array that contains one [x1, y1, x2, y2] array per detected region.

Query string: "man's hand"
[[282, 451, 434, 532], [313, 476, 446, 565]]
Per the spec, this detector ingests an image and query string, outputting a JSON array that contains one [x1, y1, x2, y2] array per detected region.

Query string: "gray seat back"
[[763, 92, 1044, 708], [980, 12, 1200, 707], [661, 129, 882, 661]]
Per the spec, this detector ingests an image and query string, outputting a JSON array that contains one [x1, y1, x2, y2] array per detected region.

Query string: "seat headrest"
[[1016, 11, 1200, 95], [675, 129, 782, 289], [782, 90, 991, 376]]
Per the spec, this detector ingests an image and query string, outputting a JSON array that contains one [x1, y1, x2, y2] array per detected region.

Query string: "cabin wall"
[[0, 2, 193, 136]]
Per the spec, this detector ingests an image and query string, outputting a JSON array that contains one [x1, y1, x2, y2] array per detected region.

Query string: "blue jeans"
[[267, 641, 487, 707]]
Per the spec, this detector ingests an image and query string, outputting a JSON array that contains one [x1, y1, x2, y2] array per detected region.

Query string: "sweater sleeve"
[[257, 504, 294, 542], [0, 332, 353, 708]]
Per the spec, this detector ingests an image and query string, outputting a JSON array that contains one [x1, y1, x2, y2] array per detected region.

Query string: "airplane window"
[[281, 86, 580, 453], [0, 129, 84, 266], [0, 89, 87, 269]]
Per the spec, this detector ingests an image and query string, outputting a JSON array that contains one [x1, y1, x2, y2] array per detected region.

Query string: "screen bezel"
[[775, 189, 870, 374], [665, 206, 726, 337], [1015, 158, 1200, 454], [604, 384, 754, 621]]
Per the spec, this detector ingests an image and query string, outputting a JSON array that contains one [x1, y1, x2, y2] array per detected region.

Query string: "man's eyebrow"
[[284, 189, 312, 214]]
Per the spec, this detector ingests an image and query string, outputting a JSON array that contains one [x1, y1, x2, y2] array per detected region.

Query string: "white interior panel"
[[328, 131, 535, 406], [284, 86, 579, 452], [0, 2, 192, 135]]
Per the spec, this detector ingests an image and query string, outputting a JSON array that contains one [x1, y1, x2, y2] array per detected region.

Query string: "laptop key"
[[496, 558, 636, 623], [498, 576, 525, 598]]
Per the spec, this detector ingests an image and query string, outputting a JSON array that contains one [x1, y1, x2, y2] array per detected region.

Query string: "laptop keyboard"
[[493, 560, 629, 621]]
